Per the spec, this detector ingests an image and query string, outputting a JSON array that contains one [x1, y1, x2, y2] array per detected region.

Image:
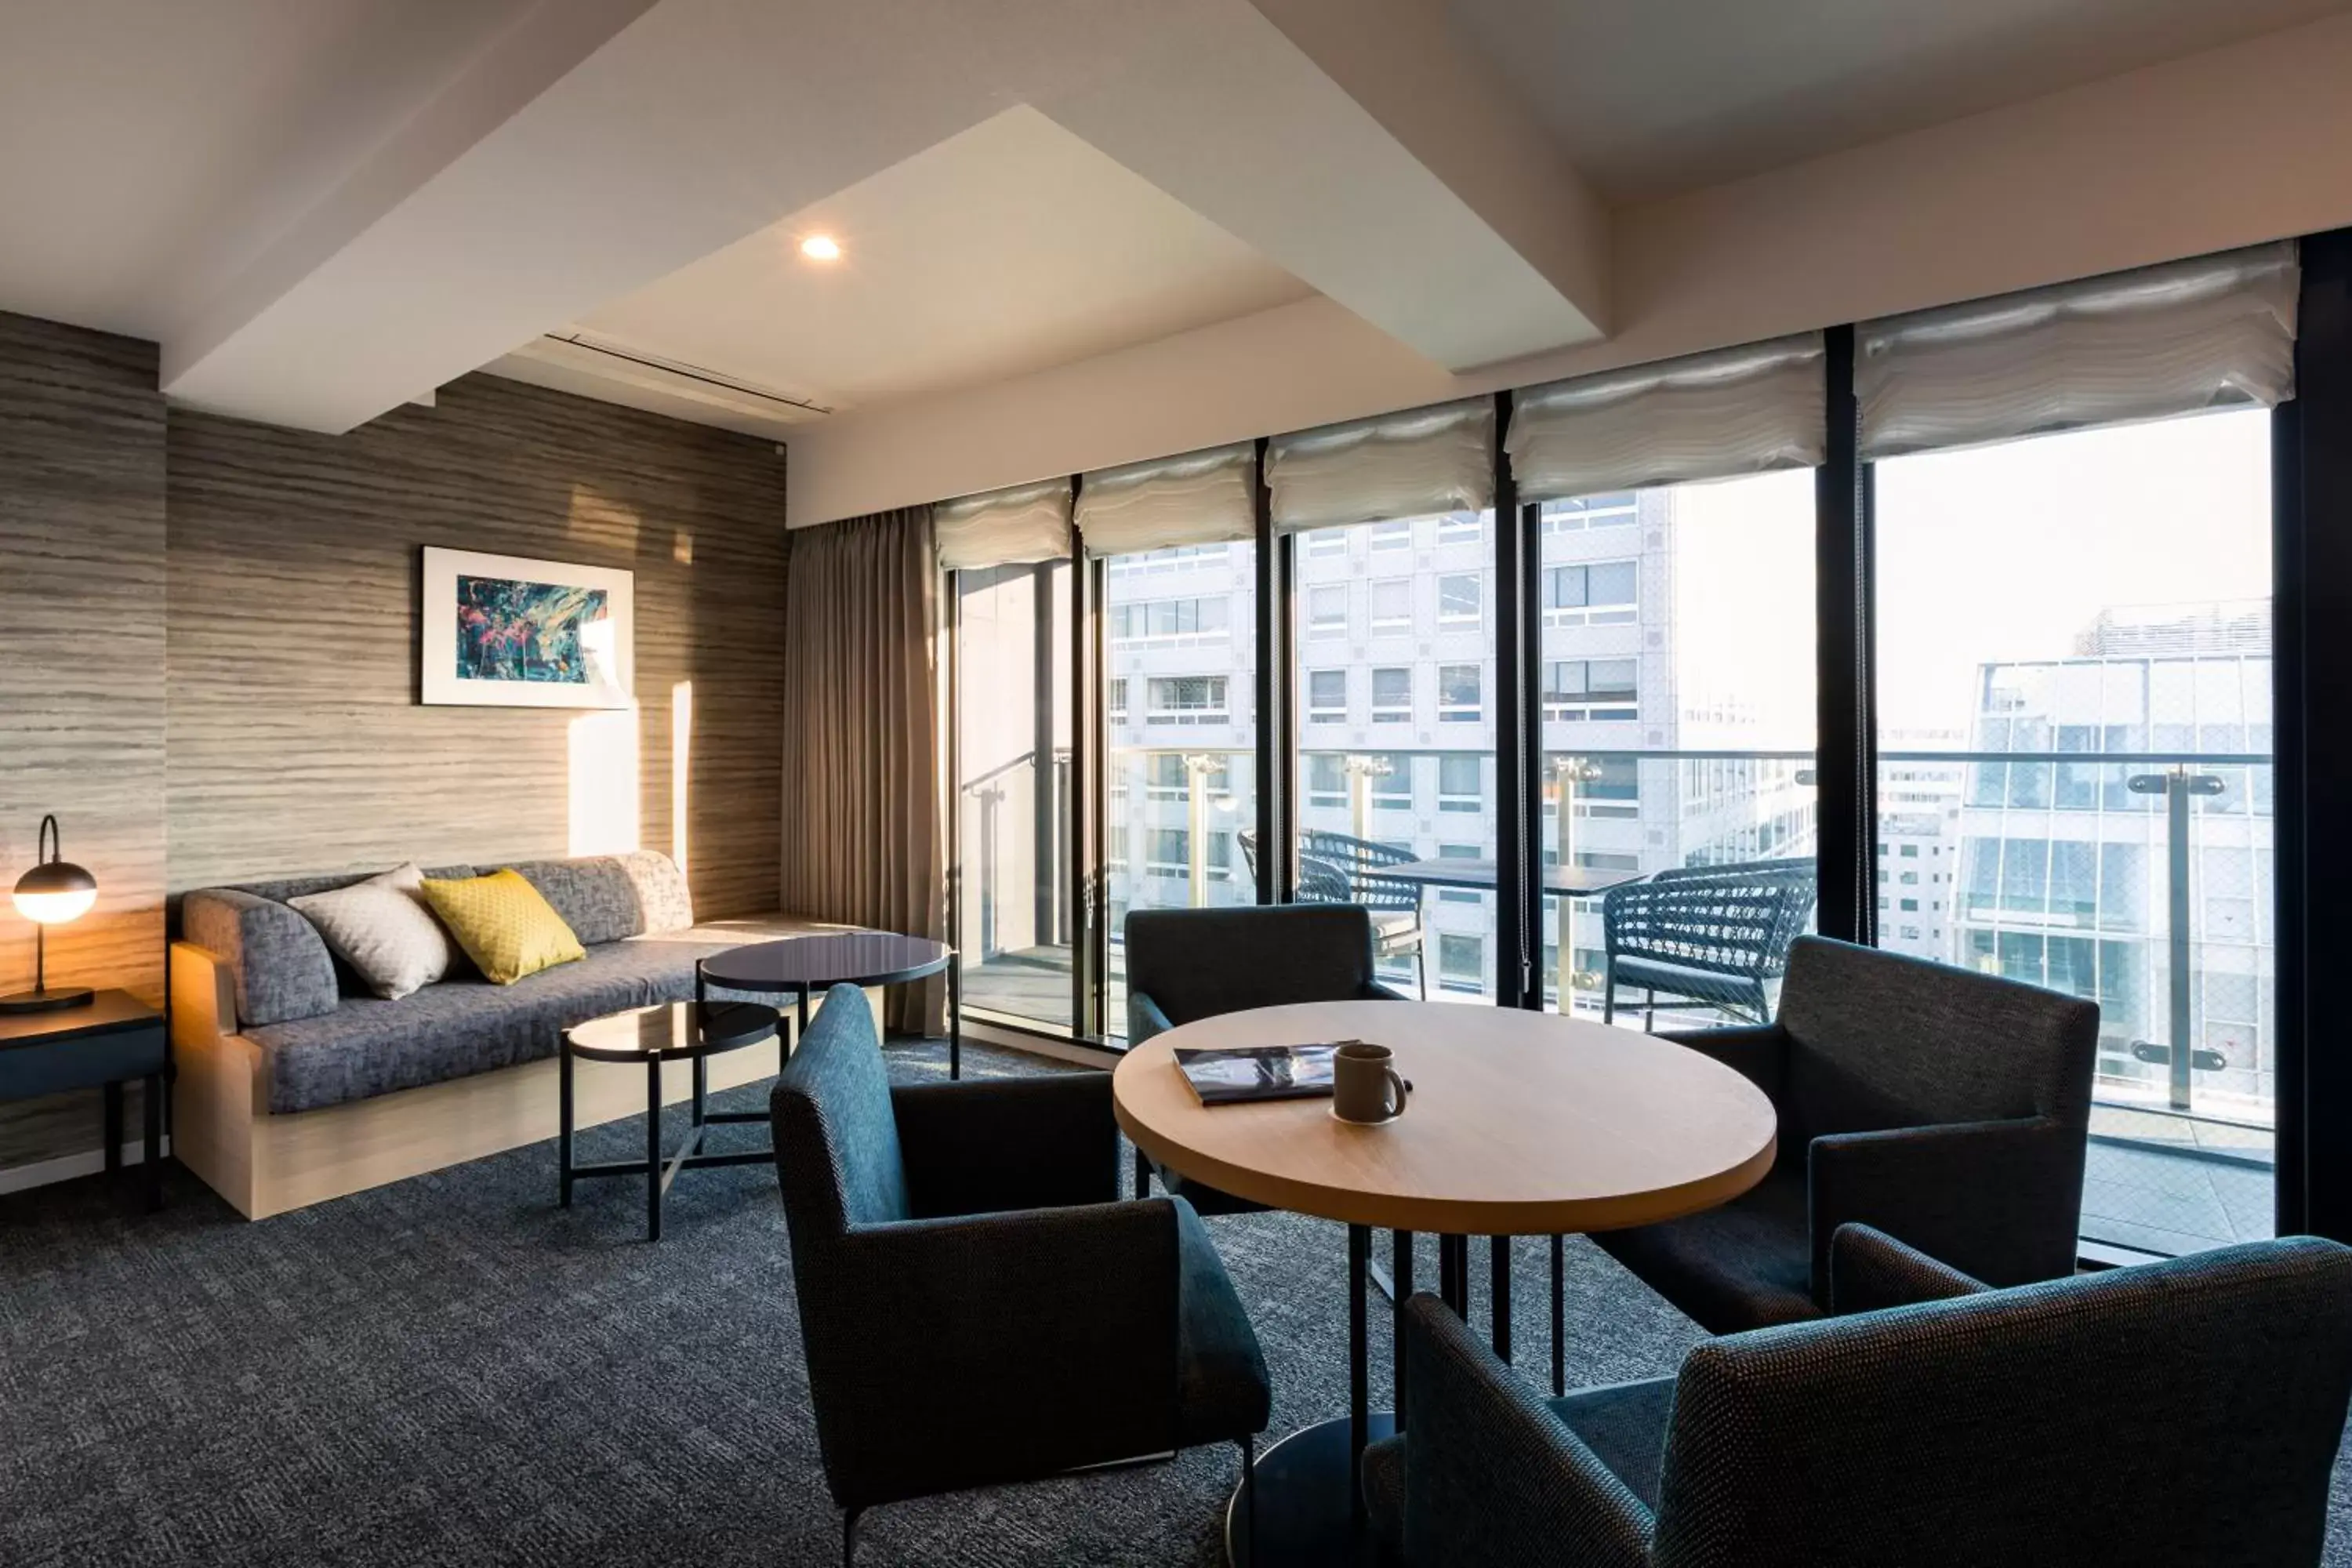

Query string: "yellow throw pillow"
[[418, 869, 586, 985]]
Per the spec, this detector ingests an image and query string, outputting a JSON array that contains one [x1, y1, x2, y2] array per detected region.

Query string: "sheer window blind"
[[1075, 444, 1256, 558], [934, 478, 1073, 571], [1267, 397, 1494, 534], [1508, 334, 1826, 503], [1857, 241, 2299, 460]]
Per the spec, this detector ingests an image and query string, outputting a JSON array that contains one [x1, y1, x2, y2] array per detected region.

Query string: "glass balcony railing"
[[955, 742, 2272, 1260]]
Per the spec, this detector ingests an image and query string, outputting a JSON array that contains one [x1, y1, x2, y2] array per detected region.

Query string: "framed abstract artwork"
[[419, 547, 634, 709]]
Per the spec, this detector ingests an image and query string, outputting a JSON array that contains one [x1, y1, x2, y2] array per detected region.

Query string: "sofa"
[[169, 850, 837, 1218]]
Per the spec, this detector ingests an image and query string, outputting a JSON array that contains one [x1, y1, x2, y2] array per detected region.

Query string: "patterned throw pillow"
[[417, 869, 586, 985], [289, 862, 455, 1001]]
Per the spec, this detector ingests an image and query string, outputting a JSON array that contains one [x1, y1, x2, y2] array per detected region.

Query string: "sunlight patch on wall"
[[670, 681, 693, 875], [568, 706, 641, 855]]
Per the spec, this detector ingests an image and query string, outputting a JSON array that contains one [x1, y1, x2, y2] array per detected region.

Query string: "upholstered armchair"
[[1366, 1225, 2352, 1568], [771, 984, 1272, 1564], [1124, 904, 1404, 1207], [1594, 935, 2098, 1332]]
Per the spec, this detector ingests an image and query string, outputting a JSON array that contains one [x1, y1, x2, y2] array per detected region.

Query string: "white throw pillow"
[[289, 862, 455, 1001]]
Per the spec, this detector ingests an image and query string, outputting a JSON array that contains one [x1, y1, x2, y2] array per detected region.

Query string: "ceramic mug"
[[1332, 1041, 1407, 1124]]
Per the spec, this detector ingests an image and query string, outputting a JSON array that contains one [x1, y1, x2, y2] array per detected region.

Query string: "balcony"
[[956, 742, 2276, 1259]]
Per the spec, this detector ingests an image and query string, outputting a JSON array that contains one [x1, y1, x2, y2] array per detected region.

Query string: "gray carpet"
[[2, 1038, 2348, 1566]]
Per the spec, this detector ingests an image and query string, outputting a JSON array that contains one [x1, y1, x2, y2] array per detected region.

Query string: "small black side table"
[[0, 990, 167, 1211], [560, 1000, 780, 1242], [697, 930, 959, 1076]]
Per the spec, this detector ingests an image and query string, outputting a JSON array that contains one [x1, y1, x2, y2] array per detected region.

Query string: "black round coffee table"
[[560, 1000, 781, 1242], [697, 929, 961, 1077]]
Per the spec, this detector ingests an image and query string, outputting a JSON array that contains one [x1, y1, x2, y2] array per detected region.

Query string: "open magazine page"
[[1172, 1044, 1349, 1105]]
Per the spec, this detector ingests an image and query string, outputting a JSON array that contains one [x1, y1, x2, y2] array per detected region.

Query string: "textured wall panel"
[[0, 313, 168, 1172], [0, 343, 788, 1181], [166, 373, 787, 919]]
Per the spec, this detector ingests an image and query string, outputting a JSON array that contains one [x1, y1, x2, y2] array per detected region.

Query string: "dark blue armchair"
[[1367, 1225, 2352, 1567], [1595, 935, 2098, 1333], [771, 984, 1272, 1563], [1125, 904, 1404, 1208]]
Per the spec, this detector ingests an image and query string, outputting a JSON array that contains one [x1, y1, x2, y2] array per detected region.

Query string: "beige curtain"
[[781, 506, 947, 1035]]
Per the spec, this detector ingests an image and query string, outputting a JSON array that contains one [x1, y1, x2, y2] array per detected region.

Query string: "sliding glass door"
[[953, 561, 1074, 1032], [1874, 410, 2276, 1256]]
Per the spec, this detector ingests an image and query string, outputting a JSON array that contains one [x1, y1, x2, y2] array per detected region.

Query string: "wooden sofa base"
[[169, 942, 877, 1221]]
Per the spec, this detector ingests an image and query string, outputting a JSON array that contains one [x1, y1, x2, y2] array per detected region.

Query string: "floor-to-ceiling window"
[[953, 559, 1075, 1032], [1509, 337, 1827, 1022], [1102, 541, 1258, 1032], [1861, 244, 2293, 1256], [1292, 509, 1497, 1000], [1875, 412, 2276, 1256], [1535, 473, 1818, 1018]]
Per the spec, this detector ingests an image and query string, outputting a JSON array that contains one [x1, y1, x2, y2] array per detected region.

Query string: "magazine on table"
[[1173, 1042, 1358, 1105]]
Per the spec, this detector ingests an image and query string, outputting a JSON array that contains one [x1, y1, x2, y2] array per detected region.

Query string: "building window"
[[1436, 513, 1484, 546], [1146, 752, 1189, 799], [1437, 843, 1483, 904], [1370, 579, 1411, 633], [1899, 843, 1919, 858], [1439, 663, 1483, 724], [1438, 754, 1483, 814], [1305, 530, 1348, 558], [1900, 897, 1920, 912], [1145, 675, 1229, 725], [1306, 669, 1347, 724], [1542, 659, 1638, 721], [1108, 677, 1127, 724], [1308, 586, 1347, 637], [1372, 755, 1414, 811], [1110, 596, 1231, 646], [1370, 667, 1412, 724], [1306, 753, 1346, 808], [1541, 561, 1638, 626], [1108, 543, 1233, 575], [1439, 932, 1484, 993], [1146, 828, 1189, 878], [1370, 520, 1412, 552], [1437, 572, 1483, 630], [1539, 493, 1639, 533]]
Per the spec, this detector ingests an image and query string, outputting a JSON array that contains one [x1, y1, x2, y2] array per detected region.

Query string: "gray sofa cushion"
[[243, 923, 786, 1113], [183, 866, 477, 1022], [180, 888, 343, 1028], [503, 851, 693, 946]]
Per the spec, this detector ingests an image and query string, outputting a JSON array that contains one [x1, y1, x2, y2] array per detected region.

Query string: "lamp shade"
[[14, 858, 96, 924]]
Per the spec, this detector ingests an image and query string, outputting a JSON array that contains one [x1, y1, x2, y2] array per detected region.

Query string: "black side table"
[[0, 990, 168, 1211], [560, 1000, 781, 1241], [697, 930, 959, 1076]]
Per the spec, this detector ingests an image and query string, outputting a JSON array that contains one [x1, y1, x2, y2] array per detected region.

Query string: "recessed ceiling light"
[[799, 234, 842, 262]]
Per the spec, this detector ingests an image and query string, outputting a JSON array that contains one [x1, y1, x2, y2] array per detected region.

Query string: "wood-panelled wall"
[[0, 343, 787, 1179], [166, 375, 786, 915], [0, 314, 169, 1172]]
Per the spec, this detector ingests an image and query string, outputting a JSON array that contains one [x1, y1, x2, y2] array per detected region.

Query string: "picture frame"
[[419, 546, 634, 709]]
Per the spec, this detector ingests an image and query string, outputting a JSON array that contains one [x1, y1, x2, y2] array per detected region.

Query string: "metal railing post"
[[2129, 764, 2228, 1112]]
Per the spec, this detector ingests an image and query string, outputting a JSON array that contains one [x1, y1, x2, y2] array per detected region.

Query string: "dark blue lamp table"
[[0, 990, 168, 1210]]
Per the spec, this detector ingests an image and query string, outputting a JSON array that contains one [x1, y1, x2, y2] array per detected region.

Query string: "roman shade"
[[934, 478, 1073, 571], [1266, 397, 1494, 534], [1508, 334, 1827, 503], [1857, 241, 2299, 460], [1076, 443, 1256, 558]]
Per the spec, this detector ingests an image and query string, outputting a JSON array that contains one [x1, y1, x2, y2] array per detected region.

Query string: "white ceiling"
[[0, 0, 536, 339], [1447, 0, 2352, 201], [556, 107, 1314, 414], [1, 0, 2347, 445]]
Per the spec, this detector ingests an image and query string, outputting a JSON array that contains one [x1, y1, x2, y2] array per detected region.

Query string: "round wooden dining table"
[[1112, 999, 1778, 1566]]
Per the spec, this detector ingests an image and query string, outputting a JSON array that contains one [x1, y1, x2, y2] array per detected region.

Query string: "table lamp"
[[3, 814, 97, 1014]]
